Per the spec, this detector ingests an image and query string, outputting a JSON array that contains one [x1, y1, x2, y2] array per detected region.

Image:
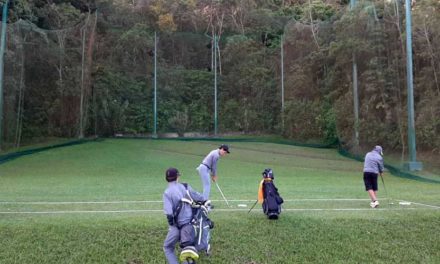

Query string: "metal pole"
[[350, 0, 359, 147], [281, 34, 285, 130], [153, 31, 158, 138], [350, 0, 356, 8], [0, 0, 9, 151], [404, 0, 422, 170], [211, 36, 214, 74], [214, 35, 218, 135]]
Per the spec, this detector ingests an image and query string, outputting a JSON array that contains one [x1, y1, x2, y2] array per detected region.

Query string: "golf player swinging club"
[[196, 144, 231, 208], [363, 145, 385, 208]]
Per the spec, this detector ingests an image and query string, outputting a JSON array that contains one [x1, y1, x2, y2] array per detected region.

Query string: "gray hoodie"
[[363, 146, 384, 174]]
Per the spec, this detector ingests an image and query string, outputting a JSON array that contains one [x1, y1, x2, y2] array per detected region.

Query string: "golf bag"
[[178, 184, 214, 256], [261, 169, 283, 219], [191, 201, 214, 255]]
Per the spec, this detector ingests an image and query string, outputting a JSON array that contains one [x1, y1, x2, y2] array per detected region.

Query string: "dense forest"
[[1, 0, 439, 166]]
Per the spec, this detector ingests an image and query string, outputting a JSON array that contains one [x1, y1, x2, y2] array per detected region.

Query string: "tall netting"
[[282, 0, 440, 166], [3, 19, 87, 149], [1, 0, 439, 171], [154, 32, 214, 136], [149, 31, 283, 136]]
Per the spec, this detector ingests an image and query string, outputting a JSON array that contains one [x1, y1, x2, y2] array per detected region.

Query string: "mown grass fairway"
[[1, 139, 439, 263]]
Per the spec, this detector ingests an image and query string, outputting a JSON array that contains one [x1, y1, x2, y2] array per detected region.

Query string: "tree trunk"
[[15, 32, 27, 148], [84, 11, 98, 137], [55, 31, 66, 135], [422, 19, 440, 96], [79, 14, 89, 139], [79, 10, 98, 139], [308, 0, 320, 50]]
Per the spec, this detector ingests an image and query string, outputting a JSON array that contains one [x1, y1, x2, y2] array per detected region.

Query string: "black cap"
[[165, 167, 180, 182], [219, 144, 230, 153]]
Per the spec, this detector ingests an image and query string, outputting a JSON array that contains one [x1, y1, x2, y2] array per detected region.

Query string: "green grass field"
[[1, 139, 439, 263]]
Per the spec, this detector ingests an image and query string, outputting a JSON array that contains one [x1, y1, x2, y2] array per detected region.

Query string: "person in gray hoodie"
[[363, 146, 385, 208], [163, 167, 208, 264]]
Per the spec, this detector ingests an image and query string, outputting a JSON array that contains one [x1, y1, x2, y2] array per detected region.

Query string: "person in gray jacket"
[[163, 167, 207, 264], [197, 144, 230, 200], [363, 145, 385, 208]]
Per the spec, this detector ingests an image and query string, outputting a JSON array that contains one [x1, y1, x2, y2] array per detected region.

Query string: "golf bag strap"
[[181, 183, 194, 204], [181, 198, 193, 205], [173, 183, 194, 228]]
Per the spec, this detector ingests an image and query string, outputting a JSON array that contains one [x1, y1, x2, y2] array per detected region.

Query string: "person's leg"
[[197, 165, 211, 200], [364, 172, 378, 207], [163, 226, 180, 264], [371, 175, 379, 207], [367, 189, 377, 202]]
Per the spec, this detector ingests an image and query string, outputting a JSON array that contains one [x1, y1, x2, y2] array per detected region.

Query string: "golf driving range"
[[1, 139, 438, 263]]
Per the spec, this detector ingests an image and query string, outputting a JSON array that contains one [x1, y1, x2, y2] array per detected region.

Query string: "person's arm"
[[210, 152, 219, 181], [163, 192, 174, 226], [378, 156, 385, 174]]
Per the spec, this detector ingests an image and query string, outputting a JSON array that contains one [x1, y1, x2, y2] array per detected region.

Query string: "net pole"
[[350, 0, 359, 148], [153, 31, 158, 138], [0, 0, 10, 151], [214, 34, 218, 135], [404, 0, 422, 170], [281, 34, 285, 130]]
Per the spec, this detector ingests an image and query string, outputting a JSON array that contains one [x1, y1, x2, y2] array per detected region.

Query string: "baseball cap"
[[165, 167, 180, 182], [219, 144, 230, 153], [374, 145, 383, 156]]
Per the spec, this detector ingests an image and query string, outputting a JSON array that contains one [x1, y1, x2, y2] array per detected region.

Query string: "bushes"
[[283, 99, 337, 145], [416, 96, 440, 153]]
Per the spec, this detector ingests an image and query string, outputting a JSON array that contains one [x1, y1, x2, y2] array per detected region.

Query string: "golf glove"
[[166, 214, 174, 226]]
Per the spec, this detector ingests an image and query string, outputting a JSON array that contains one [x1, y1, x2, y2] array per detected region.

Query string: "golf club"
[[215, 181, 231, 207], [380, 173, 393, 205]]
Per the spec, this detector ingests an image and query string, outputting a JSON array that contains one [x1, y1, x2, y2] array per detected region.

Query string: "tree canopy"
[[1, 0, 439, 166]]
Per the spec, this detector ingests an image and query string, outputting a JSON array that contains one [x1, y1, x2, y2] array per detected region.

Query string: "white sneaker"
[[370, 200, 379, 208]]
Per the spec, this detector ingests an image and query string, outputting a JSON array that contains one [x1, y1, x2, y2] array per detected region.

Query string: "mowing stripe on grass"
[[0, 200, 162, 204], [0, 207, 437, 214], [0, 198, 372, 204]]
